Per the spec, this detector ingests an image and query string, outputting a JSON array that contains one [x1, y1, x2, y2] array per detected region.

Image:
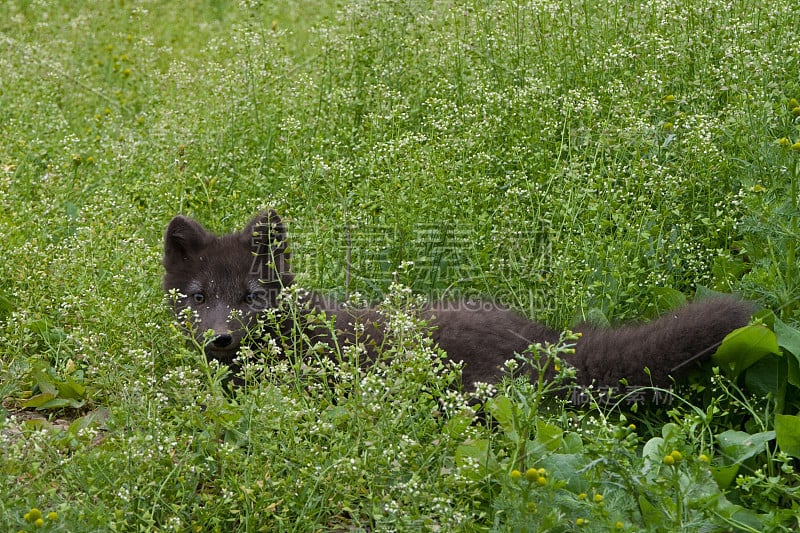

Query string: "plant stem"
[[788, 155, 798, 317]]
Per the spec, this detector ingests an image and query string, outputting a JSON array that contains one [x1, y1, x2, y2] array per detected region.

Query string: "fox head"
[[162, 210, 294, 363]]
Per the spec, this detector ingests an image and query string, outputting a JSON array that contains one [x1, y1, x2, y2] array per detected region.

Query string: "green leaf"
[[39, 397, 85, 410], [538, 453, 589, 493], [638, 495, 665, 526], [710, 462, 739, 490], [561, 431, 584, 454], [774, 414, 800, 458], [774, 317, 800, 356], [68, 407, 110, 436], [55, 379, 86, 400], [582, 308, 609, 328], [443, 413, 472, 439], [0, 290, 13, 319], [455, 439, 490, 465], [31, 368, 57, 397], [743, 354, 786, 396], [716, 429, 775, 463], [455, 439, 494, 480], [22, 418, 51, 432], [534, 419, 563, 452], [712, 325, 780, 378], [22, 393, 56, 408], [486, 395, 514, 435], [649, 286, 687, 314], [641, 436, 664, 469], [775, 318, 800, 387]]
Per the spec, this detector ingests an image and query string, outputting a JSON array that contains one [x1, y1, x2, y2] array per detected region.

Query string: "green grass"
[[2, 0, 800, 530]]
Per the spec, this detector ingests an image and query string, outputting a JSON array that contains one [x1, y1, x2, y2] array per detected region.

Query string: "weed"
[[2, 0, 800, 530]]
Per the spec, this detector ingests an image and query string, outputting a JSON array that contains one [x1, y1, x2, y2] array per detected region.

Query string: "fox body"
[[163, 211, 752, 389]]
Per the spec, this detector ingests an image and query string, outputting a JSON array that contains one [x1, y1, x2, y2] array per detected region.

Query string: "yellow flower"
[[670, 450, 683, 463], [510, 469, 522, 480], [790, 98, 799, 110], [577, 492, 587, 500], [792, 142, 800, 152], [663, 454, 675, 465], [615, 522, 625, 529], [663, 94, 676, 103], [537, 476, 547, 487], [793, 107, 800, 117], [593, 493, 603, 503], [35, 518, 45, 527], [699, 453, 710, 463], [778, 137, 791, 148], [576, 517, 587, 526], [25, 508, 42, 522], [525, 468, 539, 482], [47, 511, 58, 521], [750, 184, 766, 193]]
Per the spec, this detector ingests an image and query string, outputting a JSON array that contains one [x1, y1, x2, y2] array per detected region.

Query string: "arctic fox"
[[162, 211, 752, 389]]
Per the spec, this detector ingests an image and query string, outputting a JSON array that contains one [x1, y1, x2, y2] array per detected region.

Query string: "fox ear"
[[243, 209, 288, 257], [163, 215, 211, 265], [244, 210, 293, 282]]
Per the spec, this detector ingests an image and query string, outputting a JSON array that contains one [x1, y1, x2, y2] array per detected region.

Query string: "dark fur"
[[162, 212, 753, 389]]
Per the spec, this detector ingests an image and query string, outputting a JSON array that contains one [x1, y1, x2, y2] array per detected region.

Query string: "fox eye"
[[192, 292, 205, 304], [245, 291, 263, 306], [245, 290, 268, 308]]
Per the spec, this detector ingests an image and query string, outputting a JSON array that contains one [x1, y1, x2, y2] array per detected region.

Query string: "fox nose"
[[210, 334, 233, 349]]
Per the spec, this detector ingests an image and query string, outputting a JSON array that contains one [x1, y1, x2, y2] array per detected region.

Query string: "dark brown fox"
[[162, 211, 753, 389]]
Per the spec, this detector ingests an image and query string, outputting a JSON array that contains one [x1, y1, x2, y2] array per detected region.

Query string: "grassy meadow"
[[2, 0, 800, 530]]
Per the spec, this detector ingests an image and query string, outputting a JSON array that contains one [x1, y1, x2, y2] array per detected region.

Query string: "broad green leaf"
[[31, 368, 57, 397], [641, 436, 664, 472], [788, 357, 800, 390], [710, 462, 739, 490], [455, 439, 493, 480], [716, 429, 775, 463], [743, 355, 786, 396], [714, 498, 765, 530], [22, 418, 51, 432], [538, 453, 589, 493], [22, 393, 56, 408], [443, 413, 472, 439], [712, 325, 780, 378], [661, 422, 681, 441], [534, 419, 562, 452], [39, 397, 85, 410], [68, 407, 110, 436], [694, 285, 727, 300], [0, 291, 13, 318], [455, 439, 491, 465], [55, 379, 86, 400], [486, 395, 514, 434], [775, 318, 800, 388], [582, 307, 609, 328], [649, 286, 687, 314], [561, 431, 584, 454], [774, 317, 800, 356], [638, 495, 665, 526], [774, 414, 800, 458]]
